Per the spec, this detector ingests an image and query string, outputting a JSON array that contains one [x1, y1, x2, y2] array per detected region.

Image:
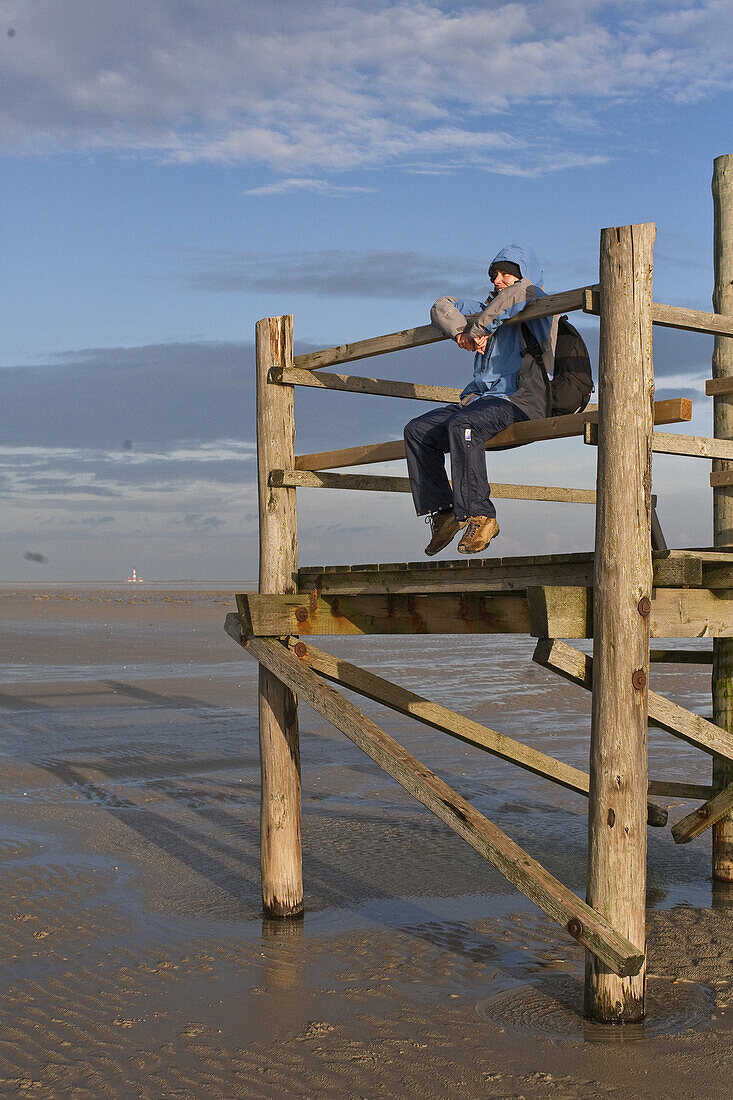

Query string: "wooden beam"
[[230, 632, 644, 977], [271, 468, 597, 503], [711, 152, 733, 882], [647, 781, 718, 799], [711, 470, 733, 487], [276, 367, 463, 403], [293, 285, 595, 372], [295, 398, 692, 472], [238, 591, 531, 636], [586, 422, 733, 460], [649, 649, 713, 663], [532, 638, 733, 763], [706, 377, 733, 397], [650, 302, 733, 338], [527, 585, 733, 638], [671, 781, 733, 844], [255, 314, 303, 918]]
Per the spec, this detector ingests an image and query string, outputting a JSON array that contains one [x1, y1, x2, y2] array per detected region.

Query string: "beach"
[[1, 585, 733, 1098]]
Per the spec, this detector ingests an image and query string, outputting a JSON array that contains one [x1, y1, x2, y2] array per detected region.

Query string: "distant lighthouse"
[[126, 568, 143, 583]]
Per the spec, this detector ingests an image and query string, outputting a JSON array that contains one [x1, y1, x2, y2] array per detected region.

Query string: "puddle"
[[476, 974, 714, 1042]]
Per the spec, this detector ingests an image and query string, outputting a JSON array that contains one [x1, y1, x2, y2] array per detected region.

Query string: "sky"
[[1, 0, 731, 583]]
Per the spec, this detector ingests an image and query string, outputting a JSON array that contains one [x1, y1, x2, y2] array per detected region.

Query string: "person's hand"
[[455, 332, 476, 351], [473, 334, 489, 354]]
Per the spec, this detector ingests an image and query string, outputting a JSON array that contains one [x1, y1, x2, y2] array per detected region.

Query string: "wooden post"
[[255, 315, 303, 917], [712, 155, 733, 882], [584, 224, 655, 1023]]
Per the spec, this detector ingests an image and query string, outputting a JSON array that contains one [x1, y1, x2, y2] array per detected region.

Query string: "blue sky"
[[1, 0, 730, 581]]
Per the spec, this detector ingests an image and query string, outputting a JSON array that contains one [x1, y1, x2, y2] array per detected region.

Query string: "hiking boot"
[[457, 515, 499, 555], [424, 509, 464, 556]]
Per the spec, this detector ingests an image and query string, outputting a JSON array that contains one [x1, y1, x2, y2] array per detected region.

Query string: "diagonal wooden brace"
[[671, 781, 733, 844], [225, 620, 645, 977]]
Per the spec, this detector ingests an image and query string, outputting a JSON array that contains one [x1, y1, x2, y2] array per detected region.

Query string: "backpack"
[[520, 316, 594, 416]]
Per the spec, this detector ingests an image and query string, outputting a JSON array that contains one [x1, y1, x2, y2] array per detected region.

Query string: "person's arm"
[[464, 279, 544, 340], [431, 296, 486, 350]]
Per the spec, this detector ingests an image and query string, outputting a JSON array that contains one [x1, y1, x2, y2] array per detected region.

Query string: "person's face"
[[492, 270, 520, 291]]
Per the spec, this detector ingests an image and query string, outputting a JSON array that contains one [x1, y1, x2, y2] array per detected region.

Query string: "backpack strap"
[[520, 322, 552, 417]]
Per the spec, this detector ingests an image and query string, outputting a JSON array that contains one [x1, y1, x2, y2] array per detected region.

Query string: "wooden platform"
[[236, 548, 733, 639]]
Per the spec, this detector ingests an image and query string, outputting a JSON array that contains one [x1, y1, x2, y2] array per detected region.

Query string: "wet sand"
[[1, 586, 733, 1097]]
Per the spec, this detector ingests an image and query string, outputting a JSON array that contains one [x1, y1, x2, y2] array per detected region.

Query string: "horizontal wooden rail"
[[292, 290, 732, 376], [647, 780, 717, 799], [711, 471, 733, 488], [295, 398, 691, 472], [271, 468, 596, 503], [228, 629, 645, 976], [275, 367, 464, 404], [585, 423, 733, 461], [293, 285, 595, 371], [650, 302, 733, 338], [706, 377, 733, 397], [527, 585, 733, 639]]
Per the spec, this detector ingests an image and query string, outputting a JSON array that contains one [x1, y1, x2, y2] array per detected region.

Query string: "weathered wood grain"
[[584, 223, 654, 1023], [237, 591, 531, 636], [293, 286, 594, 371], [255, 315, 302, 917], [672, 781, 733, 844], [233, 632, 644, 977], [276, 367, 464, 403], [526, 585, 733, 638], [295, 398, 691, 471], [712, 153, 733, 881], [271, 468, 597, 504]]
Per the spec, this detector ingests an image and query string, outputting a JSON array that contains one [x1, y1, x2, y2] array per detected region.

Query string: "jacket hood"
[[489, 244, 543, 289]]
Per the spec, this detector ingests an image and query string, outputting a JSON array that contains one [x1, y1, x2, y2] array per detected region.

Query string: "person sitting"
[[404, 244, 556, 556]]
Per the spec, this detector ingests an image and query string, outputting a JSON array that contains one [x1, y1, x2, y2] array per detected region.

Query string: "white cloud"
[[243, 178, 376, 197], [1, 1, 731, 175]]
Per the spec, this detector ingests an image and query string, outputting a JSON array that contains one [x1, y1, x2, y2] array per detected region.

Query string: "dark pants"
[[403, 397, 529, 521]]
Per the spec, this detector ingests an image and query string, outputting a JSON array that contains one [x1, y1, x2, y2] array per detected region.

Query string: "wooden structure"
[[226, 164, 733, 1024]]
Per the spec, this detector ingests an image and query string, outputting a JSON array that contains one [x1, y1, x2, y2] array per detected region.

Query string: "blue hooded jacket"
[[431, 244, 552, 418]]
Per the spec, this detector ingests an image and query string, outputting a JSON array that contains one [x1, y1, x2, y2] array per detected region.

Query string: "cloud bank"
[[2, 0, 731, 177]]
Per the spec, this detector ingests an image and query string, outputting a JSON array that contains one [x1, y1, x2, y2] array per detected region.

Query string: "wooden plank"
[[231, 632, 645, 977], [706, 377, 733, 397], [671, 781, 733, 844], [296, 398, 692, 472], [298, 555, 700, 595], [293, 286, 595, 372], [647, 781, 717, 800], [650, 302, 733, 338], [277, 367, 464, 403], [710, 470, 733, 487], [649, 649, 713, 663], [238, 591, 531, 636], [532, 638, 733, 763], [271, 468, 597, 503], [255, 314, 302, 917], [586, 422, 733, 460], [527, 585, 733, 638]]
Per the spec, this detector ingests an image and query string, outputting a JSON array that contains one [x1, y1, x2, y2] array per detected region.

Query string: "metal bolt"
[[294, 641, 308, 658], [632, 669, 647, 691], [697, 805, 710, 818], [295, 606, 309, 623], [567, 918, 583, 939], [638, 596, 651, 618]]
